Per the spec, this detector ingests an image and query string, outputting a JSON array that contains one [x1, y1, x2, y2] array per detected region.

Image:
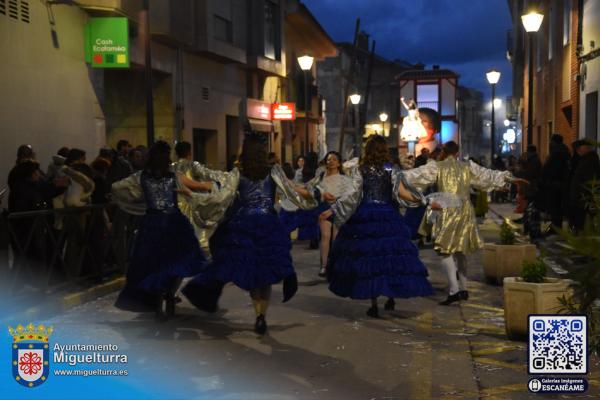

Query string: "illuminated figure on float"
[[400, 97, 428, 144]]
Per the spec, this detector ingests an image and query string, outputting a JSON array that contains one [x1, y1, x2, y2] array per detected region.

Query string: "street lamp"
[[504, 119, 510, 127], [298, 55, 314, 154], [521, 10, 543, 146], [486, 68, 501, 161], [349, 93, 361, 105], [379, 112, 389, 137]]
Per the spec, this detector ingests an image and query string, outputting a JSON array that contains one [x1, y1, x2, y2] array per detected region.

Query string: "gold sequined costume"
[[404, 158, 512, 254]]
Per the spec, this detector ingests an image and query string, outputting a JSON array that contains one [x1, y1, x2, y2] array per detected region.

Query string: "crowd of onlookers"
[[492, 134, 600, 237], [1, 140, 149, 286], [5, 140, 146, 215]]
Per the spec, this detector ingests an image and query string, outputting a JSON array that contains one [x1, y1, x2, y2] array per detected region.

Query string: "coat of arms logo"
[[8, 323, 53, 388]]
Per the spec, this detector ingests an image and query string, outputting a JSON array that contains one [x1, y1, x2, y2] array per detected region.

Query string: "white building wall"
[[579, 0, 600, 141], [0, 3, 103, 189]]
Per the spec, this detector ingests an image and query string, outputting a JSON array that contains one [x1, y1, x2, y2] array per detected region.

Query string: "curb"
[[2, 277, 125, 324]]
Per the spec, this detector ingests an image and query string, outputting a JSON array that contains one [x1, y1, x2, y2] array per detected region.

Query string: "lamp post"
[[521, 10, 544, 146], [486, 69, 501, 161], [379, 112, 389, 137], [349, 92, 361, 141], [298, 55, 314, 154]]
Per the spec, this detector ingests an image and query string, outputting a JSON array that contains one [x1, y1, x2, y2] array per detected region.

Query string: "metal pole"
[[527, 32, 534, 146], [304, 71, 309, 154], [338, 18, 361, 155], [359, 40, 376, 150], [142, 0, 155, 146], [491, 83, 496, 161]]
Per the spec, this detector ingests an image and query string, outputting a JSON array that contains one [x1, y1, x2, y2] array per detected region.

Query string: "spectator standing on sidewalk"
[[106, 140, 134, 187], [568, 139, 600, 232], [538, 134, 570, 233], [414, 148, 430, 168]]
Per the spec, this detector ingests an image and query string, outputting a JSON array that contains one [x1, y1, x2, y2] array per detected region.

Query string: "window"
[[213, 15, 232, 43], [264, 0, 280, 60], [563, 0, 571, 46], [416, 84, 439, 111]]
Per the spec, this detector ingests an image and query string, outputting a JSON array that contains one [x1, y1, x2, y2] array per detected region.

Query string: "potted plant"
[[483, 221, 537, 284], [503, 258, 572, 339]]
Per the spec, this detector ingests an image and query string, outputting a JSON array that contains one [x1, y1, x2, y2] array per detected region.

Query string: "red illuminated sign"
[[272, 103, 296, 121]]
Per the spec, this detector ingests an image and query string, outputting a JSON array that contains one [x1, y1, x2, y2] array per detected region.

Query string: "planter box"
[[503, 277, 573, 339], [483, 243, 537, 284]]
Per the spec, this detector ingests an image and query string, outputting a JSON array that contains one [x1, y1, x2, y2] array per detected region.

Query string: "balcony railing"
[[417, 101, 439, 111]]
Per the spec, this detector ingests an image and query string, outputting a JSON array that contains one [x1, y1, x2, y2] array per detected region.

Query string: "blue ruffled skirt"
[[184, 209, 295, 294], [403, 206, 427, 239], [296, 203, 329, 240], [328, 202, 434, 300], [115, 210, 207, 312], [279, 208, 300, 234]]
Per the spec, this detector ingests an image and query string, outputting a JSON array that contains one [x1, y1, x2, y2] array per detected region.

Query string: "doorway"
[[193, 129, 218, 167]]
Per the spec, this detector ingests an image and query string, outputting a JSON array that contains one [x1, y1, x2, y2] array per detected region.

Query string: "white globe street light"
[[521, 9, 543, 146], [379, 112, 389, 137], [486, 68, 501, 161], [521, 11, 544, 33], [486, 69, 501, 85], [504, 119, 510, 127], [297, 55, 314, 154], [297, 55, 314, 71]]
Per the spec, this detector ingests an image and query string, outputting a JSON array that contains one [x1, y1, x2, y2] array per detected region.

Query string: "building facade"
[[457, 86, 487, 161], [507, 0, 583, 159], [0, 0, 335, 188], [580, 0, 600, 143], [317, 33, 413, 159]]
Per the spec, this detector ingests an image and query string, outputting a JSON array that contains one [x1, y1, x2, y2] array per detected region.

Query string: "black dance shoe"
[[318, 267, 327, 278], [384, 298, 395, 311], [439, 293, 462, 306], [366, 305, 380, 318], [458, 290, 469, 301], [166, 296, 176, 318], [255, 315, 267, 335]]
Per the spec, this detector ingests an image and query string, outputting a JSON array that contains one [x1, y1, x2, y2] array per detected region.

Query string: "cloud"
[[304, 0, 513, 92]]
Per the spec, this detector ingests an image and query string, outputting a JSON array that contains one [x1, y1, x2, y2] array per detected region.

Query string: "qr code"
[[529, 315, 587, 374]]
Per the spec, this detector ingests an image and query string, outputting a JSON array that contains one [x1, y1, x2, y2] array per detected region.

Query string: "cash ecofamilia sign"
[[85, 18, 129, 68]]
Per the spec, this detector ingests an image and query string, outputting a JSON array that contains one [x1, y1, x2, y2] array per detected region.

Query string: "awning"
[[248, 118, 274, 132]]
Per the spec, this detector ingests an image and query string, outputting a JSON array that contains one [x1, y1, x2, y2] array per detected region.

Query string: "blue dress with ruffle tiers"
[[114, 171, 207, 312], [183, 173, 297, 311], [328, 165, 434, 300]]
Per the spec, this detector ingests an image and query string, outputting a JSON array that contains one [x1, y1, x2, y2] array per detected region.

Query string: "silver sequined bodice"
[[237, 175, 276, 214], [141, 171, 178, 213]]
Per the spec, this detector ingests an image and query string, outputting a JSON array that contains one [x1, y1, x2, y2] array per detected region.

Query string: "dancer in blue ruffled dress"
[[319, 136, 436, 318], [182, 133, 316, 334], [112, 141, 213, 319]]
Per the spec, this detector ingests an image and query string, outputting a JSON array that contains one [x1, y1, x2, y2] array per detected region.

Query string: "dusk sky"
[[303, 0, 514, 100]]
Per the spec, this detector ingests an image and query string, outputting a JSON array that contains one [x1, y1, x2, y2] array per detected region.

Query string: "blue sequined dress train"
[[328, 165, 434, 300], [114, 171, 207, 312]]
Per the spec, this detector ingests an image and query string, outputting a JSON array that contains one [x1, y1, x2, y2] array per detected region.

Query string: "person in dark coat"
[[568, 139, 600, 232], [414, 148, 430, 168], [518, 145, 542, 239], [106, 141, 134, 188], [539, 134, 571, 232]]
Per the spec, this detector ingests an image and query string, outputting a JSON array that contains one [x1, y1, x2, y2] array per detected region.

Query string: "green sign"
[[85, 17, 129, 68]]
